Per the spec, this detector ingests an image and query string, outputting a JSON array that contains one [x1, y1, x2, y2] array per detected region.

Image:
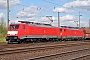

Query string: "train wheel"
[[17, 39, 21, 44], [18, 41, 21, 44]]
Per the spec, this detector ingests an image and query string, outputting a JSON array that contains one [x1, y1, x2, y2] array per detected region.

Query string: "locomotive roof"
[[18, 21, 54, 27], [61, 26, 79, 29]]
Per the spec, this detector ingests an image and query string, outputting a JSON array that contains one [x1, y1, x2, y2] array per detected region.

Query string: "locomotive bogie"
[[6, 36, 21, 44]]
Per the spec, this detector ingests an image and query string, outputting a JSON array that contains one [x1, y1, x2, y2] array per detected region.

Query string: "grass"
[[0, 37, 6, 42]]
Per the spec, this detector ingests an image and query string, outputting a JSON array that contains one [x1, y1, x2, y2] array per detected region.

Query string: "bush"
[[0, 18, 7, 42], [0, 38, 6, 42]]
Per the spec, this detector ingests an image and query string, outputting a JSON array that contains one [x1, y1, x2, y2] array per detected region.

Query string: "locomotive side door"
[[22, 25, 26, 36], [22, 25, 29, 36]]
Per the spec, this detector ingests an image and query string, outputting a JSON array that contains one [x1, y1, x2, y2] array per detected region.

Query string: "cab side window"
[[60, 29, 62, 32], [23, 25, 25, 29]]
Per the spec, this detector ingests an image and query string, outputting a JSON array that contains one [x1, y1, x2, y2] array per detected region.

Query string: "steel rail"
[[25, 48, 90, 60], [0, 42, 89, 55]]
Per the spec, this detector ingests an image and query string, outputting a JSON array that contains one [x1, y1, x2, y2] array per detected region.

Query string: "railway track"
[[0, 41, 86, 50], [25, 48, 90, 60], [0, 40, 89, 49], [0, 43, 85, 55], [0, 41, 89, 60]]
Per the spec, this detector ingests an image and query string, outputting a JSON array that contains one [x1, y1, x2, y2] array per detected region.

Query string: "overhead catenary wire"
[[43, 0, 62, 7]]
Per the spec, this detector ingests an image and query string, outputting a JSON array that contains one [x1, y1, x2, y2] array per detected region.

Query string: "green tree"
[[0, 18, 7, 38]]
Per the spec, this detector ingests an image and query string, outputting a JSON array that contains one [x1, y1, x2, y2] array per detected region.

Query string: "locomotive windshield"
[[10, 25, 19, 30]]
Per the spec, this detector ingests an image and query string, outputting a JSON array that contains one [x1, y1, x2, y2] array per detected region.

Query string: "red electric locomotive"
[[60, 26, 84, 40], [6, 21, 62, 43]]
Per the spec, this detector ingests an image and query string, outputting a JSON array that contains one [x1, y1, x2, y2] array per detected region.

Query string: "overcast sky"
[[0, 0, 90, 27]]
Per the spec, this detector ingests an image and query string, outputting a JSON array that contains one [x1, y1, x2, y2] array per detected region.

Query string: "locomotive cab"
[[6, 24, 20, 43], [6, 23, 29, 43]]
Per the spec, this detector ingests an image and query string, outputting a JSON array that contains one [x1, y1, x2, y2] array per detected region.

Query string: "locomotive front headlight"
[[15, 34, 17, 35], [7, 34, 10, 36]]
